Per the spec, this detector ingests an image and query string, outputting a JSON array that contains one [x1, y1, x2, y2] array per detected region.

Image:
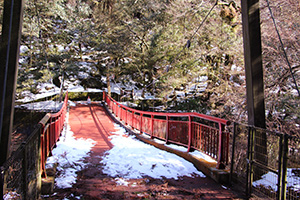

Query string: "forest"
[[1, 0, 299, 136]]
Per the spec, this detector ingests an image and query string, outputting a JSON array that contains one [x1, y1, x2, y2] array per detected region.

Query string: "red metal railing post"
[[199, 125, 202, 150], [166, 116, 169, 143], [49, 121, 52, 146], [151, 114, 154, 139], [217, 123, 226, 169], [118, 104, 120, 119], [39, 92, 68, 178], [40, 129, 46, 178], [225, 131, 229, 164], [140, 114, 143, 134], [120, 105, 122, 120], [103, 93, 230, 169], [115, 103, 118, 117], [125, 108, 128, 125], [187, 115, 192, 152], [132, 111, 134, 130], [122, 107, 124, 122]]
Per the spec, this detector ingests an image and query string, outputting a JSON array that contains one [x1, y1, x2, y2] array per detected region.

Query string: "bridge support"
[[0, 0, 24, 166], [241, 0, 268, 191], [241, 0, 266, 129]]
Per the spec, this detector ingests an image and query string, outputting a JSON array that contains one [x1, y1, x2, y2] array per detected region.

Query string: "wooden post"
[[0, 0, 24, 166], [241, 0, 268, 177], [241, 0, 266, 129]]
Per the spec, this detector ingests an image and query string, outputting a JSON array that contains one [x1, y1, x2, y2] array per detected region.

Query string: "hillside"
[[0, 0, 298, 135]]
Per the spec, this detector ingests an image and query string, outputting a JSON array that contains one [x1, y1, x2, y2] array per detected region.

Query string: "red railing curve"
[[103, 92, 230, 169], [39, 92, 68, 177]]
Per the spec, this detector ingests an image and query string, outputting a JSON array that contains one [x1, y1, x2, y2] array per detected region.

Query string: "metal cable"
[[188, 0, 218, 43], [265, 0, 300, 97], [144, 0, 219, 89]]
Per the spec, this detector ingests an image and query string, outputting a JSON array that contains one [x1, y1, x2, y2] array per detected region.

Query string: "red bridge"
[[103, 92, 230, 170], [1, 92, 240, 199], [2, 92, 299, 200]]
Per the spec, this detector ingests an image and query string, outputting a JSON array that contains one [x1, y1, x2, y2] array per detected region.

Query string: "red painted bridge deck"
[[68, 103, 115, 155], [63, 103, 244, 200]]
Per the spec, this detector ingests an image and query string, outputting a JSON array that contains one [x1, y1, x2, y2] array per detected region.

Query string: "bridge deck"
[[69, 103, 115, 155], [61, 103, 243, 199]]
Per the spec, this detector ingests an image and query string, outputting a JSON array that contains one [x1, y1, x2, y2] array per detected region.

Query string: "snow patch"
[[46, 112, 96, 189], [115, 178, 129, 186], [253, 169, 300, 192], [100, 124, 206, 179], [15, 100, 63, 112]]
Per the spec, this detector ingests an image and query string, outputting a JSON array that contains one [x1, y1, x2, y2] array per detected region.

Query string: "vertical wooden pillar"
[[0, 0, 24, 166], [241, 0, 266, 129], [241, 0, 268, 185]]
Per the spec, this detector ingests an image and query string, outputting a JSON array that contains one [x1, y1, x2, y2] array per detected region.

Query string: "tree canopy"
[[1, 0, 298, 135]]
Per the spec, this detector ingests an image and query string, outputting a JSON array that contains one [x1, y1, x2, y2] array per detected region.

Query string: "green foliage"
[[17, 0, 245, 119], [19, 0, 95, 94], [67, 92, 102, 101], [16, 0, 298, 134]]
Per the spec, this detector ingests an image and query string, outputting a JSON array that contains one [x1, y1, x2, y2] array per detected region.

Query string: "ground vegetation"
[[0, 0, 298, 135]]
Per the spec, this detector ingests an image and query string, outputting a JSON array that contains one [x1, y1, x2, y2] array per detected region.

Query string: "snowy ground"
[[45, 110, 206, 190], [100, 124, 205, 180], [7, 88, 300, 199], [45, 112, 96, 188], [253, 169, 300, 192], [16, 82, 102, 103], [15, 100, 64, 112]]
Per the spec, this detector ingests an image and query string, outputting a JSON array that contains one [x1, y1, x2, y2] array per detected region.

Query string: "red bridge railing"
[[39, 92, 68, 177], [103, 92, 230, 169]]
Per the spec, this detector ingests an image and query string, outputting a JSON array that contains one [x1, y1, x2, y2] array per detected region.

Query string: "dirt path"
[[48, 103, 245, 200]]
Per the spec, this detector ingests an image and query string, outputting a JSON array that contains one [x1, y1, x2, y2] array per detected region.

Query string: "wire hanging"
[[265, 0, 300, 97], [145, 0, 219, 90]]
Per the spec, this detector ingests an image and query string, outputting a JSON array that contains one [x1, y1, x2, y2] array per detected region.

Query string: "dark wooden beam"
[[0, 0, 24, 166], [241, 0, 266, 129]]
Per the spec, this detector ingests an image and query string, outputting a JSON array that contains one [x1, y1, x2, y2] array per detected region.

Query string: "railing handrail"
[[105, 93, 230, 125], [50, 93, 68, 118], [38, 92, 68, 128], [0, 92, 69, 198], [103, 92, 230, 169], [39, 91, 68, 177], [39, 113, 51, 127]]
